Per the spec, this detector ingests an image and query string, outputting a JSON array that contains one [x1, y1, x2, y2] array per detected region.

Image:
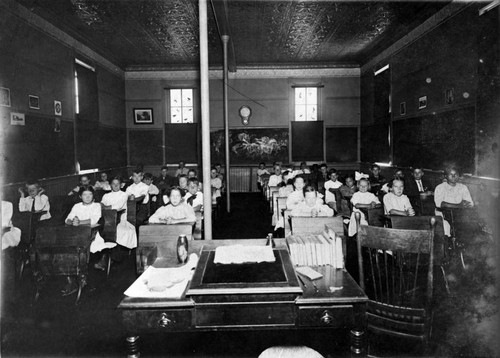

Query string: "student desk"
[[118, 239, 368, 357]]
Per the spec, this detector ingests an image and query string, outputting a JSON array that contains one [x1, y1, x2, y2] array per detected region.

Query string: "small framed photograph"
[[29, 95, 40, 109], [54, 118, 61, 133], [400, 102, 406, 116], [445, 88, 454, 105], [0, 87, 11, 107], [54, 100, 62, 116], [418, 96, 427, 109], [134, 108, 153, 124], [11, 112, 25, 126]]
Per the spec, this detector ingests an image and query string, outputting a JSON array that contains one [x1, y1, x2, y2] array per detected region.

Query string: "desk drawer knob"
[[158, 313, 172, 328], [320, 310, 333, 325]]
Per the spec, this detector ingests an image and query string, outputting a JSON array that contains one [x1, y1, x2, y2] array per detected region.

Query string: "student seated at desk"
[[279, 177, 295, 197], [68, 175, 91, 196], [434, 167, 474, 236], [383, 178, 415, 216], [93, 172, 111, 191], [257, 162, 271, 191], [268, 164, 283, 187], [380, 168, 405, 194], [348, 178, 381, 237], [178, 174, 189, 196], [187, 169, 202, 187], [155, 166, 176, 201], [175, 161, 189, 177], [368, 163, 387, 196], [324, 168, 343, 212], [125, 169, 150, 226], [184, 178, 203, 212], [286, 175, 307, 210], [2, 201, 21, 250], [405, 166, 434, 214], [149, 187, 196, 224], [297, 161, 311, 175], [210, 168, 222, 204], [18, 180, 51, 221], [143, 173, 160, 212], [291, 186, 334, 217], [101, 177, 138, 250]]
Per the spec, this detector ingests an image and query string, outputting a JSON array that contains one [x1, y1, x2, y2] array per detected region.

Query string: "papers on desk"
[[286, 230, 343, 268], [124, 253, 198, 298], [295, 266, 323, 280], [213, 245, 275, 264]]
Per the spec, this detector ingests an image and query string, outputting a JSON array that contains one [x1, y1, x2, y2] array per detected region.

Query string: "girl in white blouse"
[[149, 187, 196, 224]]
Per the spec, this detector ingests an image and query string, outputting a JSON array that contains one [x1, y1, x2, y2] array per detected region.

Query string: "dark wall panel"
[[129, 130, 163, 166], [98, 126, 127, 169], [360, 124, 390, 163], [164, 123, 198, 163], [326, 127, 358, 162], [291, 121, 324, 161], [2, 115, 74, 183]]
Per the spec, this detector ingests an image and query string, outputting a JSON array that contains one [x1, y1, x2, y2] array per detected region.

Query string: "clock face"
[[239, 106, 251, 118]]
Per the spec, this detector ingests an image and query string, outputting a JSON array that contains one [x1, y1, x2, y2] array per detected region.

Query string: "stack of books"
[[286, 229, 344, 268]]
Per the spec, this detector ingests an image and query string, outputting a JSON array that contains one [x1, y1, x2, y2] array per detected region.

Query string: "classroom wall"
[[0, 12, 126, 185], [125, 74, 360, 166], [360, 4, 500, 176]]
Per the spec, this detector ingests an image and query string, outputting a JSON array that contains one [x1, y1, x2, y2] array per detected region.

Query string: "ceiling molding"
[[2, 0, 124, 77], [125, 67, 360, 81], [361, 2, 471, 74]]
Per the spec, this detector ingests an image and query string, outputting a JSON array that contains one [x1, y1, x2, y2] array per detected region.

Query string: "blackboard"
[[129, 129, 163, 166], [76, 118, 99, 170], [291, 121, 324, 161], [1, 115, 75, 183], [164, 123, 198, 163], [211, 128, 288, 165], [393, 107, 475, 172], [326, 127, 358, 162], [360, 124, 390, 163], [98, 126, 127, 169]]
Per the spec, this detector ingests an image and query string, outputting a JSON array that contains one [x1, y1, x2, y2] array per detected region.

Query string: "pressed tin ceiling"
[[13, 0, 450, 70]]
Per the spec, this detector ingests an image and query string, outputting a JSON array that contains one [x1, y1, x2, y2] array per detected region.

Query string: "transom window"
[[169, 88, 194, 123], [294, 87, 318, 121]]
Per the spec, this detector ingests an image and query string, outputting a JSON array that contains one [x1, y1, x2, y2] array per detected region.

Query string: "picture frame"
[[0, 87, 11, 107], [29, 95, 40, 109], [10, 112, 25, 126], [54, 100, 62, 116], [134, 108, 154, 124], [445, 88, 454, 105], [400, 102, 406, 116], [418, 96, 427, 109]]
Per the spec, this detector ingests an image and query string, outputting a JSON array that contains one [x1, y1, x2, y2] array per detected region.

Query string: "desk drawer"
[[196, 303, 295, 328], [123, 309, 193, 331], [298, 305, 353, 328]]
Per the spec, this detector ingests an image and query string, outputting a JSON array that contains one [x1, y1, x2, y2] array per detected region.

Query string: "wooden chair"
[[389, 215, 449, 294], [291, 216, 344, 236], [11, 211, 46, 279], [283, 209, 292, 237], [193, 211, 203, 240], [100, 208, 125, 276], [136, 223, 194, 275], [358, 206, 386, 227], [419, 193, 436, 216], [269, 187, 279, 212], [127, 199, 137, 227], [32, 225, 99, 304], [355, 212, 436, 354]]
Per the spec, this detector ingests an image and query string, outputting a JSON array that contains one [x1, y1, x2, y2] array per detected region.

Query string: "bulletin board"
[[291, 121, 324, 161], [325, 127, 358, 162], [129, 129, 164, 166]]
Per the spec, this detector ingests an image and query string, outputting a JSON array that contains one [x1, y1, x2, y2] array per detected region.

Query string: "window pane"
[[306, 87, 317, 105], [170, 89, 182, 107], [171, 107, 182, 123], [183, 107, 193, 123], [307, 105, 317, 121], [182, 89, 193, 107], [295, 104, 306, 121], [295, 87, 306, 105]]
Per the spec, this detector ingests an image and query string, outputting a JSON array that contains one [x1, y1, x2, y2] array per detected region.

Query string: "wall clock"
[[238, 105, 251, 125]]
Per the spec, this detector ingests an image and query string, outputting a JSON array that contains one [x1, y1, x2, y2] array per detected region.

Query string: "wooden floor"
[[0, 193, 497, 357]]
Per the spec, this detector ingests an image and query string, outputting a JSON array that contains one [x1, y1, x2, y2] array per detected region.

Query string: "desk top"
[[118, 239, 367, 310]]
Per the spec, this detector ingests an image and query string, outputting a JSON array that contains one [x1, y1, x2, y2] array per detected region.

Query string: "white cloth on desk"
[[65, 202, 117, 253], [348, 192, 380, 237], [324, 180, 343, 204], [2, 201, 21, 250], [101, 191, 138, 249], [18, 195, 51, 220], [126, 182, 150, 204]]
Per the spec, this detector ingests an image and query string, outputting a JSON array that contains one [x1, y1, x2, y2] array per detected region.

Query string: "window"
[[169, 88, 194, 123], [294, 87, 318, 121]]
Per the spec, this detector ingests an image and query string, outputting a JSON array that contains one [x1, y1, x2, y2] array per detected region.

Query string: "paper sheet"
[[295, 266, 323, 281], [124, 253, 198, 298], [213, 245, 275, 264]]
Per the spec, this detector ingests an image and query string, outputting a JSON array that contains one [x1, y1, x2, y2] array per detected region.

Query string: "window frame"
[[293, 85, 322, 122], [166, 88, 196, 124]]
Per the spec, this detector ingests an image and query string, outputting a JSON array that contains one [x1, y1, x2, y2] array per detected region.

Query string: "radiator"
[[229, 167, 252, 192]]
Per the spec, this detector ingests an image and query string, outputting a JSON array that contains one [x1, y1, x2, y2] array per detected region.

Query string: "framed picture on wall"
[[11, 112, 25, 126], [134, 108, 153, 124], [445, 88, 454, 105], [54, 100, 62, 116], [418, 96, 427, 109], [0, 87, 11, 107], [400, 102, 406, 116], [29, 95, 40, 109]]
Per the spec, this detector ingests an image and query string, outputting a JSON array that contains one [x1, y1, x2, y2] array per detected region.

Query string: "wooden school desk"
[[118, 239, 368, 357]]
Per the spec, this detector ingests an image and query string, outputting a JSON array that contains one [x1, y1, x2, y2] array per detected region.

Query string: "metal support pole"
[[222, 34, 231, 213], [199, 0, 212, 240]]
